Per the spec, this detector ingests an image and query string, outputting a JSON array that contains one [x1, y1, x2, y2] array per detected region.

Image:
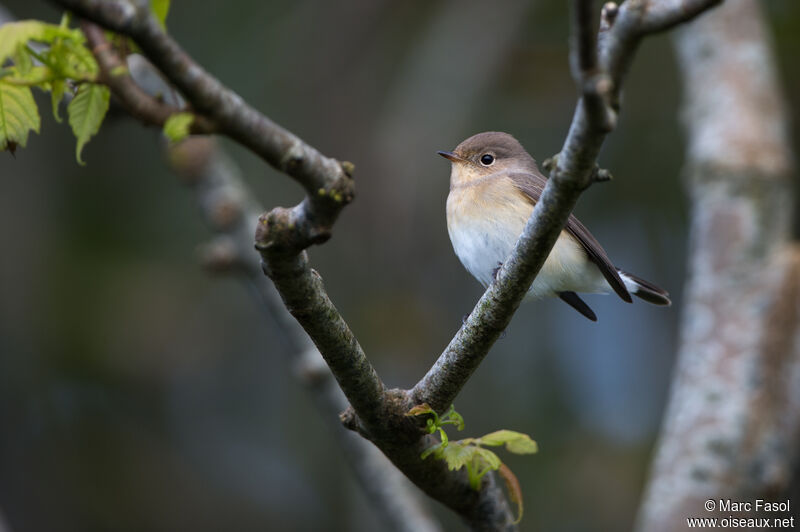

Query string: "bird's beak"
[[437, 150, 465, 163]]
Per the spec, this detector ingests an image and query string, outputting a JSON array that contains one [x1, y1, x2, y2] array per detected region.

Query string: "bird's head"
[[438, 131, 539, 186]]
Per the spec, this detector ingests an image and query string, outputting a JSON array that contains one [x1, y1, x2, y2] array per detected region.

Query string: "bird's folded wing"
[[508, 171, 632, 302]]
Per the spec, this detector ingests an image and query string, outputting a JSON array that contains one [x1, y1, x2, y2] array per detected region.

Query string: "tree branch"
[[70, 17, 444, 530], [167, 137, 442, 532], [256, 241, 389, 429], [572, 0, 612, 132], [54, 2, 514, 527], [637, 0, 726, 33], [411, 0, 721, 414], [573, 0, 599, 76], [52, 0, 354, 254], [255, 223, 518, 528], [636, 1, 800, 529], [81, 22, 216, 134], [48, 0, 723, 528]]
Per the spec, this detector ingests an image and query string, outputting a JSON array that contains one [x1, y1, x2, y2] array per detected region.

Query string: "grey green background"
[[1, 1, 799, 531]]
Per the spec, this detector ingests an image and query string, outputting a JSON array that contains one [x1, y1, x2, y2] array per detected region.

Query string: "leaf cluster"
[[407, 404, 537, 523], [0, 0, 186, 164]]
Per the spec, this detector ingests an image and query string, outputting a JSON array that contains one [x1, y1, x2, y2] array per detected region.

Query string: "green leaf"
[[67, 83, 109, 164], [0, 20, 81, 65], [163, 112, 194, 142], [443, 406, 465, 430], [0, 81, 41, 151], [0, 21, 49, 64], [478, 430, 538, 454], [441, 442, 477, 471], [420, 442, 443, 461], [150, 0, 171, 29], [464, 448, 501, 491], [13, 44, 33, 75], [59, 12, 71, 30], [50, 79, 65, 122], [473, 447, 502, 471], [439, 426, 450, 446], [0, 65, 50, 86], [49, 38, 97, 78]]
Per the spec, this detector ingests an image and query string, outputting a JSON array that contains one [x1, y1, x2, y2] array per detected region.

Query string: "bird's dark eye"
[[480, 154, 495, 165]]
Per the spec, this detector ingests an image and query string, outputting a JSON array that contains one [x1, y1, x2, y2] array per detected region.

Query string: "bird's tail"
[[618, 270, 671, 306]]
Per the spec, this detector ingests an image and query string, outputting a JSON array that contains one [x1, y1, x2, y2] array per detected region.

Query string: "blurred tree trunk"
[[636, 1, 800, 530]]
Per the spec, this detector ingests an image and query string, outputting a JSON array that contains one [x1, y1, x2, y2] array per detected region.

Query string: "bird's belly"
[[448, 216, 608, 299], [448, 218, 516, 288], [528, 234, 607, 299]]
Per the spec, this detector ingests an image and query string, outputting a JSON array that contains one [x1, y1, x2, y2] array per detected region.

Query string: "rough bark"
[[54, 0, 355, 255], [636, 1, 800, 529], [167, 137, 442, 532], [42, 0, 724, 528], [77, 24, 442, 532]]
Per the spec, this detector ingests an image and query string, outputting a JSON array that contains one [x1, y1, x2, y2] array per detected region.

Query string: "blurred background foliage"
[[0, 1, 798, 531]]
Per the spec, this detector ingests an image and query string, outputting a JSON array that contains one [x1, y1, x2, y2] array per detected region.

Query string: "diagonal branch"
[[256, 243, 388, 429], [81, 22, 216, 133], [573, 0, 615, 132], [52, 0, 354, 253], [412, 0, 721, 414], [572, 0, 599, 75], [637, 0, 728, 33], [47, 0, 723, 528], [72, 18, 442, 531], [167, 137, 442, 532], [51, 3, 515, 527]]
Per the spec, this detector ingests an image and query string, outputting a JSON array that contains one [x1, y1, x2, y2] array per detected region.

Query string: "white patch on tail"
[[619, 272, 640, 295]]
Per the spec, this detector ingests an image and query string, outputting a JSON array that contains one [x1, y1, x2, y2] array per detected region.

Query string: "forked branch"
[[55, 0, 354, 254], [51, 0, 722, 529], [411, 0, 721, 414]]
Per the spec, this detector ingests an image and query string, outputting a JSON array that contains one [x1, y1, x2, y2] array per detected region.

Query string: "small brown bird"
[[440, 131, 670, 321]]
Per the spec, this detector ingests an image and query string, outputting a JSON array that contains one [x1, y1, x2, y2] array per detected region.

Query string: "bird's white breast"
[[446, 178, 608, 299]]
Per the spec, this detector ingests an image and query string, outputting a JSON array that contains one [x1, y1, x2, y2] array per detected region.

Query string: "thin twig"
[[573, 0, 615, 147], [50, 0, 724, 527], [168, 138, 442, 532], [55, 0, 354, 254], [81, 22, 216, 133], [56, 1, 515, 526], [638, 0, 723, 33], [572, 0, 598, 76], [75, 24, 442, 530]]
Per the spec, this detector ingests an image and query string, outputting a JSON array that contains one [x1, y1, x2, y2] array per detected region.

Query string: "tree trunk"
[[636, 1, 800, 530]]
